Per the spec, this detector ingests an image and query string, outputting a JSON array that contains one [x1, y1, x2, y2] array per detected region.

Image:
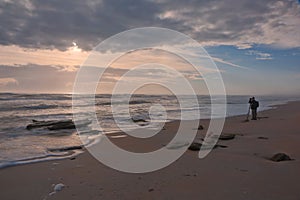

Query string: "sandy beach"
[[1, 101, 300, 200]]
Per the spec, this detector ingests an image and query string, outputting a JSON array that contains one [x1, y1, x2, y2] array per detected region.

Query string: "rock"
[[217, 144, 228, 148], [188, 142, 227, 151], [257, 136, 268, 140], [132, 118, 148, 123], [188, 142, 202, 151], [48, 145, 83, 152], [270, 153, 293, 162], [47, 122, 75, 130], [219, 133, 235, 140], [198, 125, 204, 130], [148, 188, 154, 192], [48, 120, 91, 130], [26, 119, 91, 131], [27, 120, 69, 130]]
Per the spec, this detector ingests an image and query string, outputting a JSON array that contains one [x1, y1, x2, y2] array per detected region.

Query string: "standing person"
[[248, 97, 259, 120]]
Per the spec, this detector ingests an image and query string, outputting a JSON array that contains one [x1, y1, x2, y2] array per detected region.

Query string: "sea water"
[[0, 93, 298, 168]]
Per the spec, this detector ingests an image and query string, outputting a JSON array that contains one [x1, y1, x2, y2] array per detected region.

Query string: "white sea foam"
[[0, 150, 83, 169], [49, 183, 65, 196]]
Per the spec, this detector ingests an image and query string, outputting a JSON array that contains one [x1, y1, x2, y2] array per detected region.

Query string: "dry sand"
[[1, 101, 300, 200]]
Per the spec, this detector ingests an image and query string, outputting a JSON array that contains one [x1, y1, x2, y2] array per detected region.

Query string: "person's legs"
[[251, 109, 257, 120], [253, 109, 257, 120]]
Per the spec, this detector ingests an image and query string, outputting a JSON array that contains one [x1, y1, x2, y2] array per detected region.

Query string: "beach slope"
[[1, 102, 300, 200]]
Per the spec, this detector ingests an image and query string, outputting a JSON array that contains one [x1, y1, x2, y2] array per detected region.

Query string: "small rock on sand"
[[219, 133, 235, 140], [188, 142, 202, 151], [257, 136, 268, 140], [188, 142, 227, 151], [270, 153, 293, 162]]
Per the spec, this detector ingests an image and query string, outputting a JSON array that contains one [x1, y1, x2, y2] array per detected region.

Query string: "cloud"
[[246, 50, 273, 60], [0, 77, 18, 86], [0, 45, 88, 68], [156, 0, 300, 49], [0, 64, 76, 92], [0, 63, 209, 93], [0, 0, 299, 51], [0, 0, 162, 51]]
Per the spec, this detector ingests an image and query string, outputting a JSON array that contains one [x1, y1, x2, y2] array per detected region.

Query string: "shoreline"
[[0, 99, 295, 170], [1, 101, 300, 199]]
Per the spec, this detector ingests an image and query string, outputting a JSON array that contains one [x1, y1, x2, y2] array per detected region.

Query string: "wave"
[[96, 100, 150, 106], [0, 103, 61, 112], [24, 104, 59, 110], [0, 93, 72, 101], [0, 149, 83, 169]]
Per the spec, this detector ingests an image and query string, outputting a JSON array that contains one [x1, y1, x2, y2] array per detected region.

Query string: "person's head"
[[252, 96, 255, 100]]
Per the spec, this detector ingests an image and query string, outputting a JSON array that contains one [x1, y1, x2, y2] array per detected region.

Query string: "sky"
[[0, 0, 299, 95]]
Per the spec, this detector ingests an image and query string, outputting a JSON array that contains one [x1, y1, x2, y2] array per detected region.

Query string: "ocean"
[[0, 93, 298, 168]]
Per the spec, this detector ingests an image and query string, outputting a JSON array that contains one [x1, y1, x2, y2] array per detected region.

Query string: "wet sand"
[[1, 101, 300, 200]]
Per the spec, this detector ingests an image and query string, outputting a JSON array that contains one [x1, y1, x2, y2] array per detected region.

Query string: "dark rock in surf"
[[48, 145, 83, 152], [26, 119, 91, 131], [132, 118, 148, 123], [26, 119, 74, 130], [47, 122, 75, 130]]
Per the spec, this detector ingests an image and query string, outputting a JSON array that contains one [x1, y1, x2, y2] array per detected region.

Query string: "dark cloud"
[[0, 0, 299, 51], [0, 0, 163, 51]]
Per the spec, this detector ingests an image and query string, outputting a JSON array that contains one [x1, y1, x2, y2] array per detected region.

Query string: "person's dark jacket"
[[250, 100, 259, 109]]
